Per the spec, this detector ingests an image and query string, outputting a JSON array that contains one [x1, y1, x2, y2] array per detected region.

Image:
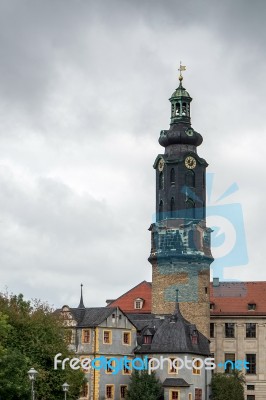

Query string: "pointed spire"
[[78, 283, 85, 309]]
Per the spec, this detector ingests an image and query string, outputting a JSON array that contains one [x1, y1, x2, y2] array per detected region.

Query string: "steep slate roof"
[[57, 307, 119, 327], [109, 280, 266, 316], [106, 281, 152, 313], [163, 378, 190, 387], [134, 305, 210, 356]]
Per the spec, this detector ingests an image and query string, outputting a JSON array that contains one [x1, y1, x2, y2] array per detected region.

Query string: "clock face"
[[185, 156, 196, 169], [185, 128, 194, 137], [158, 159, 165, 171]]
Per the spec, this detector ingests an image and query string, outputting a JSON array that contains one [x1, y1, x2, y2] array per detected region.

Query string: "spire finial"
[[178, 61, 186, 83], [78, 283, 85, 309]]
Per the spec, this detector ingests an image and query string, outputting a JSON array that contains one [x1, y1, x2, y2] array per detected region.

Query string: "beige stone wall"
[[152, 261, 210, 338], [210, 316, 266, 399]]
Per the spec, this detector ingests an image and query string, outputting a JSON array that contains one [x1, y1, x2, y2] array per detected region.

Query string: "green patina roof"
[[170, 83, 191, 99]]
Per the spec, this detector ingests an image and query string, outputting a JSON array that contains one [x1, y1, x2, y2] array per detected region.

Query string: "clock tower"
[[149, 66, 213, 337]]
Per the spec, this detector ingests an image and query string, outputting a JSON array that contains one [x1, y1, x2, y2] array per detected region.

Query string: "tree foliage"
[[211, 371, 245, 400], [0, 292, 85, 400], [126, 370, 163, 400]]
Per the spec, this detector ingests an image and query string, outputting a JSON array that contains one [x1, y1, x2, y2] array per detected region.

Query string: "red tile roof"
[[107, 281, 152, 313], [108, 280, 266, 316]]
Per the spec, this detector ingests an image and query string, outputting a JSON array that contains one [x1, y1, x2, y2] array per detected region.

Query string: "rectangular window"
[[210, 323, 214, 338], [120, 385, 127, 399], [106, 358, 115, 374], [103, 330, 112, 344], [247, 396, 255, 400], [195, 388, 202, 400], [106, 385, 114, 399], [123, 331, 131, 345], [170, 391, 179, 400], [123, 361, 131, 375], [225, 323, 235, 338], [246, 323, 256, 338], [248, 303, 256, 310], [143, 335, 152, 344], [246, 354, 256, 374], [82, 329, 90, 344], [168, 358, 178, 374], [65, 329, 75, 344], [224, 353, 235, 373], [192, 359, 201, 375], [247, 385, 255, 390]]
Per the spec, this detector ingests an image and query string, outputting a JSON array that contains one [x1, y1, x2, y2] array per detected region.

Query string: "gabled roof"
[[57, 306, 136, 328], [107, 281, 152, 313]]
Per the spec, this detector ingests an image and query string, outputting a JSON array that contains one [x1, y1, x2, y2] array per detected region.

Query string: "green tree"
[[0, 292, 85, 400], [126, 370, 163, 400], [211, 371, 245, 400]]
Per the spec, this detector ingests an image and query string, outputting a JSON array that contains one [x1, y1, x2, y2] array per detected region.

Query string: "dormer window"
[[248, 303, 256, 311], [143, 335, 152, 344], [191, 330, 198, 345], [210, 302, 215, 310], [134, 298, 144, 310]]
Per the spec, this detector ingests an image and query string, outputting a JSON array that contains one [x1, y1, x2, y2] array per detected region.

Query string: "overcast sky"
[[0, 0, 265, 309]]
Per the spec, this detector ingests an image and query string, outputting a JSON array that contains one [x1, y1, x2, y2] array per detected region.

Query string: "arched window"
[[185, 170, 195, 188], [170, 197, 175, 217], [175, 103, 180, 116], [170, 168, 175, 185], [171, 103, 175, 117], [186, 199, 195, 219], [182, 102, 187, 115], [159, 172, 164, 190]]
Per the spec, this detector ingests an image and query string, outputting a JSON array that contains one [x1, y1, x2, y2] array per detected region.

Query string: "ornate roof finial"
[[78, 283, 85, 309], [178, 61, 186, 83]]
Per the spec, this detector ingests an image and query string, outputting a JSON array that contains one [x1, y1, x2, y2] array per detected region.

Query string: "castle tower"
[[149, 65, 213, 337]]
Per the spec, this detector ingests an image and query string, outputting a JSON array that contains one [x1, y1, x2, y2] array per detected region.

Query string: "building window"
[[123, 363, 131, 375], [106, 385, 114, 399], [188, 394, 192, 400], [143, 335, 152, 344], [246, 323, 256, 338], [134, 298, 144, 309], [120, 385, 127, 399], [168, 358, 178, 374], [123, 332, 131, 345], [225, 323, 235, 338], [192, 359, 201, 375], [82, 329, 90, 344], [210, 302, 215, 310], [191, 330, 198, 344], [185, 170, 195, 188], [247, 396, 255, 400], [195, 388, 202, 400], [103, 330, 112, 344], [170, 390, 179, 400], [224, 353, 235, 373], [170, 168, 175, 185], [247, 385, 255, 390], [248, 303, 256, 310], [246, 354, 256, 374], [210, 323, 215, 338], [106, 358, 115, 374], [81, 383, 89, 398]]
